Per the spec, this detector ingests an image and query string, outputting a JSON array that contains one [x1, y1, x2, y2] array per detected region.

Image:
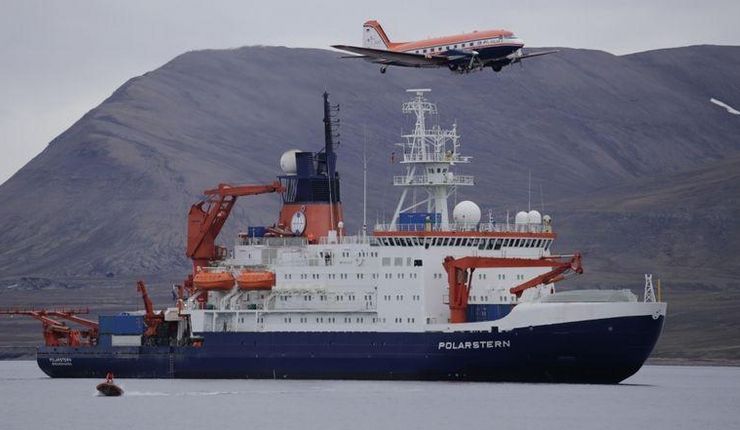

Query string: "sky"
[[1, 0, 739, 184]]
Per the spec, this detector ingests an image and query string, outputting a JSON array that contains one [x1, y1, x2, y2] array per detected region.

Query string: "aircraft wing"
[[517, 49, 560, 60], [331, 45, 448, 66]]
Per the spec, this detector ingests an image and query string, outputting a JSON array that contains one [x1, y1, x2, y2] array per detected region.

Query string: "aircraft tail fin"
[[363, 20, 392, 49]]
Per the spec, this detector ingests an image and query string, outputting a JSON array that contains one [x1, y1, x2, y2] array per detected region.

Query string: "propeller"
[[467, 51, 480, 70]]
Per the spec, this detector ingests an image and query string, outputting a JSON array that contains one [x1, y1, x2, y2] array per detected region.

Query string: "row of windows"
[[383, 272, 419, 280], [325, 250, 379, 259], [284, 273, 380, 281], [381, 294, 421, 302], [278, 317, 416, 324], [284, 271, 424, 281], [410, 36, 512, 54], [377, 237, 553, 250], [279, 294, 366, 302], [381, 257, 424, 267], [433, 272, 527, 283], [469, 295, 514, 302]]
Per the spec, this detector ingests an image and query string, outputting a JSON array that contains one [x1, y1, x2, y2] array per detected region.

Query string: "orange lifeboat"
[[236, 270, 275, 290], [192, 271, 235, 291]]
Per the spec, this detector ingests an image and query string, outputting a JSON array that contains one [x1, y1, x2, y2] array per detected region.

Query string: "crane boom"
[[0, 308, 96, 346], [136, 280, 163, 337], [186, 181, 283, 271], [442, 253, 583, 323]]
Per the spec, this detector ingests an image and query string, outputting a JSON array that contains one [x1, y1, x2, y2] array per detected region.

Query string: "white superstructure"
[[182, 90, 663, 336]]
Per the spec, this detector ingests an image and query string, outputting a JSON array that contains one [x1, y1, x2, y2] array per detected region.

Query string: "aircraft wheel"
[[492, 65, 502, 72], [380, 66, 387, 74]]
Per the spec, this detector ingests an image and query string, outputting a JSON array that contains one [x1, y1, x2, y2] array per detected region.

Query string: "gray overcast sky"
[[1, 0, 739, 184]]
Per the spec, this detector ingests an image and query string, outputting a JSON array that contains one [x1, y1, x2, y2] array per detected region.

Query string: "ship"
[[4, 90, 666, 383]]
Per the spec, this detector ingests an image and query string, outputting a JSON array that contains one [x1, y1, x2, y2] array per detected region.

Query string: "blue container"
[[247, 226, 267, 237], [398, 212, 442, 230], [99, 315, 145, 335]]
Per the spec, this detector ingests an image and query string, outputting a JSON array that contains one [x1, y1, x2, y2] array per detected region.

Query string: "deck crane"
[[186, 182, 284, 273], [443, 253, 583, 323], [0, 308, 97, 346], [136, 280, 164, 338]]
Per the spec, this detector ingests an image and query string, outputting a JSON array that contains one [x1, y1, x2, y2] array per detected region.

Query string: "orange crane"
[[136, 280, 164, 337], [0, 308, 97, 346], [442, 253, 583, 323], [186, 181, 284, 272]]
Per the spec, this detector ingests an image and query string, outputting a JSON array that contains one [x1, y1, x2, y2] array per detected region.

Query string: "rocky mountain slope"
[[0, 45, 738, 281]]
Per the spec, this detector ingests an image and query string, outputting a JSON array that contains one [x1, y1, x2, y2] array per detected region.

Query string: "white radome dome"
[[515, 211, 529, 225], [453, 200, 481, 226], [528, 210, 542, 224], [279, 149, 301, 175]]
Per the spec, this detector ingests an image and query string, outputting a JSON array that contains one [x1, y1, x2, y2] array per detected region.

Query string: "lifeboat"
[[192, 270, 235, 291], [236, 270, 275, 290]]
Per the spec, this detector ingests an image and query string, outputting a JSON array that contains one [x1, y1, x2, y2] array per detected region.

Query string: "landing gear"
[[491, 64, 502, 72], [380, 66, 387, 74]]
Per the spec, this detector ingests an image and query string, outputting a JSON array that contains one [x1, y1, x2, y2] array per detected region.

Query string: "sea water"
[[1, 361, 738, 430]]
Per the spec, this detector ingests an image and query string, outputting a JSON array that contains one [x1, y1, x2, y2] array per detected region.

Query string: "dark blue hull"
[[37, 315, 663, 383]]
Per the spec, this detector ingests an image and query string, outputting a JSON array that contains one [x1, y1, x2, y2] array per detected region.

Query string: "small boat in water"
[[96, 372, 123, 396]]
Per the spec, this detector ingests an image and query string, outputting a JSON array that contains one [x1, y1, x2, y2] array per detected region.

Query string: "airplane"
[[332, 20, 558, 74]]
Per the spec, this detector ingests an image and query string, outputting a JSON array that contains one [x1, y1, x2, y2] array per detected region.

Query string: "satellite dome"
[[279, 149, 301, 175], [453, 201, 481, 226], [515, 211, 529, 225], [528, 210, 542, 224], [543, 214, 552, 225]]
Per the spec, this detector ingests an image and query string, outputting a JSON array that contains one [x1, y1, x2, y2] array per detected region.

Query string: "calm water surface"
[[1, 361, 738, 430]]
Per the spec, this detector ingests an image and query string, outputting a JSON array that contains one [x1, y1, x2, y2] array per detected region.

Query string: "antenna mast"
[[528, 170, 531, 212], [362, 126, 368, 237], [389, 89, 473, 230]]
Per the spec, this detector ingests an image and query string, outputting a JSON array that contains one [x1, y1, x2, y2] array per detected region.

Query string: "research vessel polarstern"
[[6, 90, 666, 383]]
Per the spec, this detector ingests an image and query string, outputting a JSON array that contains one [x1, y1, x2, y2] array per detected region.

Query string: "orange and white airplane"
[[332, 20, 557, 74]]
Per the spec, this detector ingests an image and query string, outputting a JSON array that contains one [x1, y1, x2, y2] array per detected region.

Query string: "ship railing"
[[393, 174, 475, 186], [373, 222, 550, 234], [236, 237, 308, 247], [400, 153, 472, 163], [317, 235, 376, 245]]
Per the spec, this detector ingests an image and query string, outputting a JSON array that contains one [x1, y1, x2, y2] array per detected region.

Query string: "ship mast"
[[389, 89, 473, 230]]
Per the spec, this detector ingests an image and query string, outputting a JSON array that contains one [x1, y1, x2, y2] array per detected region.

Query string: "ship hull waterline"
[[37, 314, 663, 384]]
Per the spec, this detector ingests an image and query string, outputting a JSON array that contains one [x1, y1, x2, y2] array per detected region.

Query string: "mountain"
[[1, 45, 739, 280], [1, 44, 740, 360]]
